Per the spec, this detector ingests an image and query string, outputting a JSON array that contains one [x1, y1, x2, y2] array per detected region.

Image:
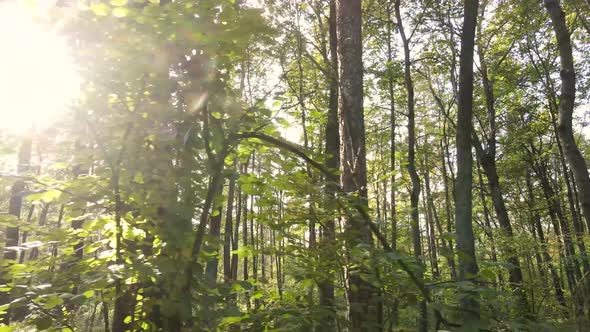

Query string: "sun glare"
[[0, 2, 79, 132]]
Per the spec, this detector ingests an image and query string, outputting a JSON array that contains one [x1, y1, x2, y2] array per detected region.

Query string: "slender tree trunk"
[[318, 0, 339, 328], [535, 160, 584, 317], [393, 1, 427, 329], [526, 171, 567, 309], [455, 0, 480, 322], [386, 1, 400, 325], [205, 176, 225, 288], [475, 32, 529, 312], [440, 139, 457, 279], [1, 131, 33, 325], [545, 4, 590, 318], [17, 205, 35, 264], [422, 175, 440, 279], [29, 203, 49, 260], [476, 162, 503, 287], [224, 168, 237, 285], [545, 0, 590, 254], [424, 163, 443, 279]]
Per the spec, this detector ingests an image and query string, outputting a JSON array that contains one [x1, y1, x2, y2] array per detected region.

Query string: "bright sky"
[[0, 1, 79, 133]]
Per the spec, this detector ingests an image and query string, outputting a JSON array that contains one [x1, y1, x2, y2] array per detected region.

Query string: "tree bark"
[[455, 0, 480, 322], [318, 0, 339, 329], [475, 30, 529, 312], [545, 0, 590, 275], [224, 169, 237, 285], [336, 0, 379, 330], [205, 176, 225, 288], [393, 1, 427, 329]]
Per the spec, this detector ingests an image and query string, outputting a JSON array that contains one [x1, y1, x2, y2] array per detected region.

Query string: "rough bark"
[[336, 0, 379, 330]]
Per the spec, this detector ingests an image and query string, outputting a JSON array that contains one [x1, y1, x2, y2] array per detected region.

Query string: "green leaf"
[[27, 189, 62, 203], [251, 290, 264, 300], [43, 295, 63, 309], [33, 315, 54, 329], [0, 326, 14, 332], [83, 290, 95, 298], [112, 7, 129, 17], [111, 0, 128, 6], [211, 209, 220, 217], [91, 3, 110, 16], [124, 316, 132, 324], [220, 315, 247, 326]]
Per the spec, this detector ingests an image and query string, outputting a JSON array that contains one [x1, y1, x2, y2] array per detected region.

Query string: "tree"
[[336, 0, 379, 330], [455, 0, 480, 323]]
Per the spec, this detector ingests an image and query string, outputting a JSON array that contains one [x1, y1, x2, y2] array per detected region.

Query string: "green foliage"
[[1, 0, 590, 330]]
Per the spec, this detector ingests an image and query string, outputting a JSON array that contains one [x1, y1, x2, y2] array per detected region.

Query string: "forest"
[[1, 0, 590, 330]]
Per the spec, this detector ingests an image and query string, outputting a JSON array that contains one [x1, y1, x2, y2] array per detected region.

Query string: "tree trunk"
[[440, 138, 457, 279], [0, 131, 33, 325], [475, 31, 529, 312], [205, 176, 225, 288], [224, 168, 237, 285], [318, 0, 339, 328], [526, 171, 567, 309], [393, 1, 427, 329], [336, 0, 379, 330], [455, 0, 480, 322], [386, 2, 400, 325], [545, 0, 590, 280]]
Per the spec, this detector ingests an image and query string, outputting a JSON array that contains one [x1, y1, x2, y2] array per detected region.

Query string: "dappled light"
[[1, 0, 590, 331]]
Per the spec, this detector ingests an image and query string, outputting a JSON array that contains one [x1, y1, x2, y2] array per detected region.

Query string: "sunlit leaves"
[[112, 7, 129, 18], [90, 3, 110, 16], [110, 0, 128, 6], [27, 189, 61, 203]]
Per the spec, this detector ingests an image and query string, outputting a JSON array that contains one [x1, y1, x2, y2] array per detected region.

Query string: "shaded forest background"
[[2, 0, 590, 331]]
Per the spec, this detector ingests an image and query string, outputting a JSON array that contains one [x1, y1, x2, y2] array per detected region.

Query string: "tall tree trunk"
[[386, 1, 400, 325], [476, 162, 503, 287], [545, 0, 590, 281], [548, 104, 590, 275], [318, 0, 339, 329], [475, 31, 529, 312], [440, 138, 457, 279], [224, 168, 237, 286], [424, 163, 445, 279], [455, 0, 480, 322], [422, 173, 440, 279], [393, 1, 427, 329], [526, 171, 567, 309], [535, 160, 584, 316], [336, 0, 379, 330]]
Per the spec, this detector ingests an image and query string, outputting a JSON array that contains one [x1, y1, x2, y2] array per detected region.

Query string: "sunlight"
[[0, 2, 78, 133]]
